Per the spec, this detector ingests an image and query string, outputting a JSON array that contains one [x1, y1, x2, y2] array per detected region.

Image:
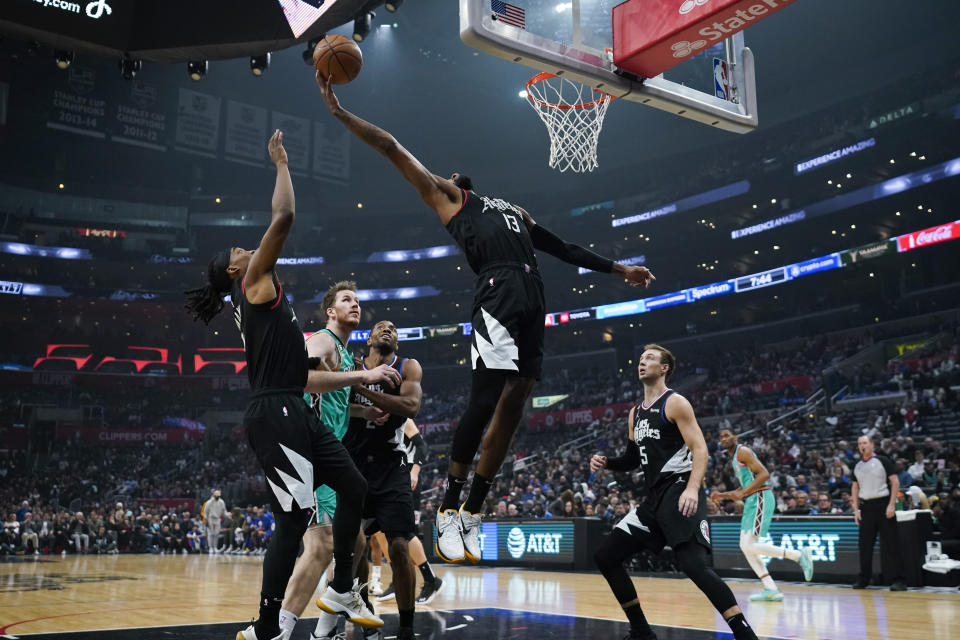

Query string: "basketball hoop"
[[524, 72, 615, 173]]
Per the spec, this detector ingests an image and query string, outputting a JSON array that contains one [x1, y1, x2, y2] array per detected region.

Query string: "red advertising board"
[[56, 427, 203, 445], [896, 221, 959, 252], [528, 402, 633, 429], [613, 0, 798, 78]]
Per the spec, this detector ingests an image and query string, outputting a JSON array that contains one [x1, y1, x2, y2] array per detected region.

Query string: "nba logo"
[[713, 58, 730, 102], [282, 406, 288, 417]]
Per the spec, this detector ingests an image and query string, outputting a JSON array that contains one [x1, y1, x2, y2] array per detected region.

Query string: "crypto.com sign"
[[30, 0, 112, 20]]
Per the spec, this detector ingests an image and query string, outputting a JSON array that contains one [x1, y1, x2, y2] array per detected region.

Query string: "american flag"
[[491, 0, 526, 29]]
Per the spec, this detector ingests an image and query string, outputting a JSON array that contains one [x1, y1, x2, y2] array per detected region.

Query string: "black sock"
[[725, 613, 758, 640], [398, 608, 414, 630], [624, 603, 652, 638], [418, 561, 437, 585], [256, 593, 282, 638], [463, 473, 493, 514], [441, 475, 467, 512], [360, 583, 374, 614]]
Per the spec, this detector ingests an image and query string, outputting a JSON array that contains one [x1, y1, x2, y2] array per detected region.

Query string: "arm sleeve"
[[529, 223, 614, 274], [605, 441, 641, 472], [409, 433, 428, 466]]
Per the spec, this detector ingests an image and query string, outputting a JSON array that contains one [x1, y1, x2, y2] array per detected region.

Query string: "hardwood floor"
[[0, 554, 955, 639]]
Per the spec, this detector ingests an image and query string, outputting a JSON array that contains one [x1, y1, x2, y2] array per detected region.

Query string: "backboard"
[[460, 0, 759, 132]]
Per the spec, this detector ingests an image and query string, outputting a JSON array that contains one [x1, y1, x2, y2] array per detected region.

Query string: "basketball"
[[313, 35, 363, 85]]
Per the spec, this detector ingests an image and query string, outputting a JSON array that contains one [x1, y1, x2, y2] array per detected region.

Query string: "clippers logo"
[[700, 520, 711, 543], [679, 0, 710, 14]]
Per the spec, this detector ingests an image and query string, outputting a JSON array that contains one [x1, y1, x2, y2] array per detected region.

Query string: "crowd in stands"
[[3, 316, 960, 559]]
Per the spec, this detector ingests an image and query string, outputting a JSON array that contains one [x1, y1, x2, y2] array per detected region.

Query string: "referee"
[[852, 435, 906, 591]]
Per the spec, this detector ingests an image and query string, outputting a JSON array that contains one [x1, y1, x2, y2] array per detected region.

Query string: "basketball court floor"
[[1, 555, 955, 639]]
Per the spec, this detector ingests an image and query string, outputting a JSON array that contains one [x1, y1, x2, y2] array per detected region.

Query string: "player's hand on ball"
[[623, 265, 655, 288], [678, 487, 699, 517], [268, 129, 287, 166], [316, 71, 341, 113], [362, 363, 402, 388], [590, 454, 607, 473]]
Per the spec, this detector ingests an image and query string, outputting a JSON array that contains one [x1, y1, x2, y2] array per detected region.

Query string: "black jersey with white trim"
[[344, 355, 408, 463], [231, 275, 308, 392], [444, 189, 540, 276], [633, 389, 693, 492]]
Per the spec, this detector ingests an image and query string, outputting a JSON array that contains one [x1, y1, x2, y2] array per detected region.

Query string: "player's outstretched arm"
[[593, 407, 640, 472], [517, 207, 655, 288], [316, 74, 461, 223], [245, 130, 295, 303]]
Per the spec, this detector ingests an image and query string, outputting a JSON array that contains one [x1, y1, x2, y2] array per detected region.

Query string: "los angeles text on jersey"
[[479, 195, 523, 216], [634, 417, 661, 441]]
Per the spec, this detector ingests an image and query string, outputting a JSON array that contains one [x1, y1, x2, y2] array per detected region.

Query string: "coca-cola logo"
[[914, 225, 953, 246]]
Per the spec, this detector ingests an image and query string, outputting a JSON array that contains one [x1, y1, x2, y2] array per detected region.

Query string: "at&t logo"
[[507, 527, 525, 559]]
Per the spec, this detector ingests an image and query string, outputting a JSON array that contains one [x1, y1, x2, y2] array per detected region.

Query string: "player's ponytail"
[[185, 249, 234, 324]]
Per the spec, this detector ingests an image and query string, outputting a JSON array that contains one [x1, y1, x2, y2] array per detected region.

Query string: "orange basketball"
[[313, 35, 363, 85]]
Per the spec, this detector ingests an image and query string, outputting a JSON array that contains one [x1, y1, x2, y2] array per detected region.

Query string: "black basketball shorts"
[[358, 456, 416, 540], [470, 265, 545, 380], [614, 478, 712, 553], [244, 388, 358, 522]]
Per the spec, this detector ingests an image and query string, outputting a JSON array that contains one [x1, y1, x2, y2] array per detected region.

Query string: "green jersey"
[[308, 328, 354, 439]]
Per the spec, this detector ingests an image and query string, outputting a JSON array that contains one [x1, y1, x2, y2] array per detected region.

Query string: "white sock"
[[278, 609, 298, 637], [760, 574, 778, 591], [313, 611, 338, 638], [371, 565, 381, 581]]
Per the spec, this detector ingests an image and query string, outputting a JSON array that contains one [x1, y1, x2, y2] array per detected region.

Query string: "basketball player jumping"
[[317, 74, 655, 565], [712, 429, 814, 601], [590, 345, 759, 640], [185, 132, 385, 640]]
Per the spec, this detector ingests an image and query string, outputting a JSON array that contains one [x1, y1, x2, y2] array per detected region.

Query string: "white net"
[[524, 73, 614, 173]]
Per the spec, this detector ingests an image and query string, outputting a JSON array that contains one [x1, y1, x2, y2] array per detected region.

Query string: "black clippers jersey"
[[445, 189, 539, 275], [633, 389, 693, 492], [231, 275, 308, 392], [344, 355, 408, 463]]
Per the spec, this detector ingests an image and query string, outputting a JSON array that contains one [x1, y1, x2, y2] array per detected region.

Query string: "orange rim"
[[525, 72, 615, 111]]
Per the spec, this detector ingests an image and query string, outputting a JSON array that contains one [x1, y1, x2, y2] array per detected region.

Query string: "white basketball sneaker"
[[435, 508, 464, 563], [316, 579, 383, 628], [459, 504, 483, 564]]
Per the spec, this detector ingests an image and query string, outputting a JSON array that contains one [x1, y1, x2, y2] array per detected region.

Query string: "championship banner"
[[110, 80, 169, 152], [175, 88, 221, 158], [47, 65, 106, 139], [225, 100, 269, 166], [527, 402, 633, 429], [271, 111, 311, 174], [57, 427, 203, 445], [313, 122, 351, 182]]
